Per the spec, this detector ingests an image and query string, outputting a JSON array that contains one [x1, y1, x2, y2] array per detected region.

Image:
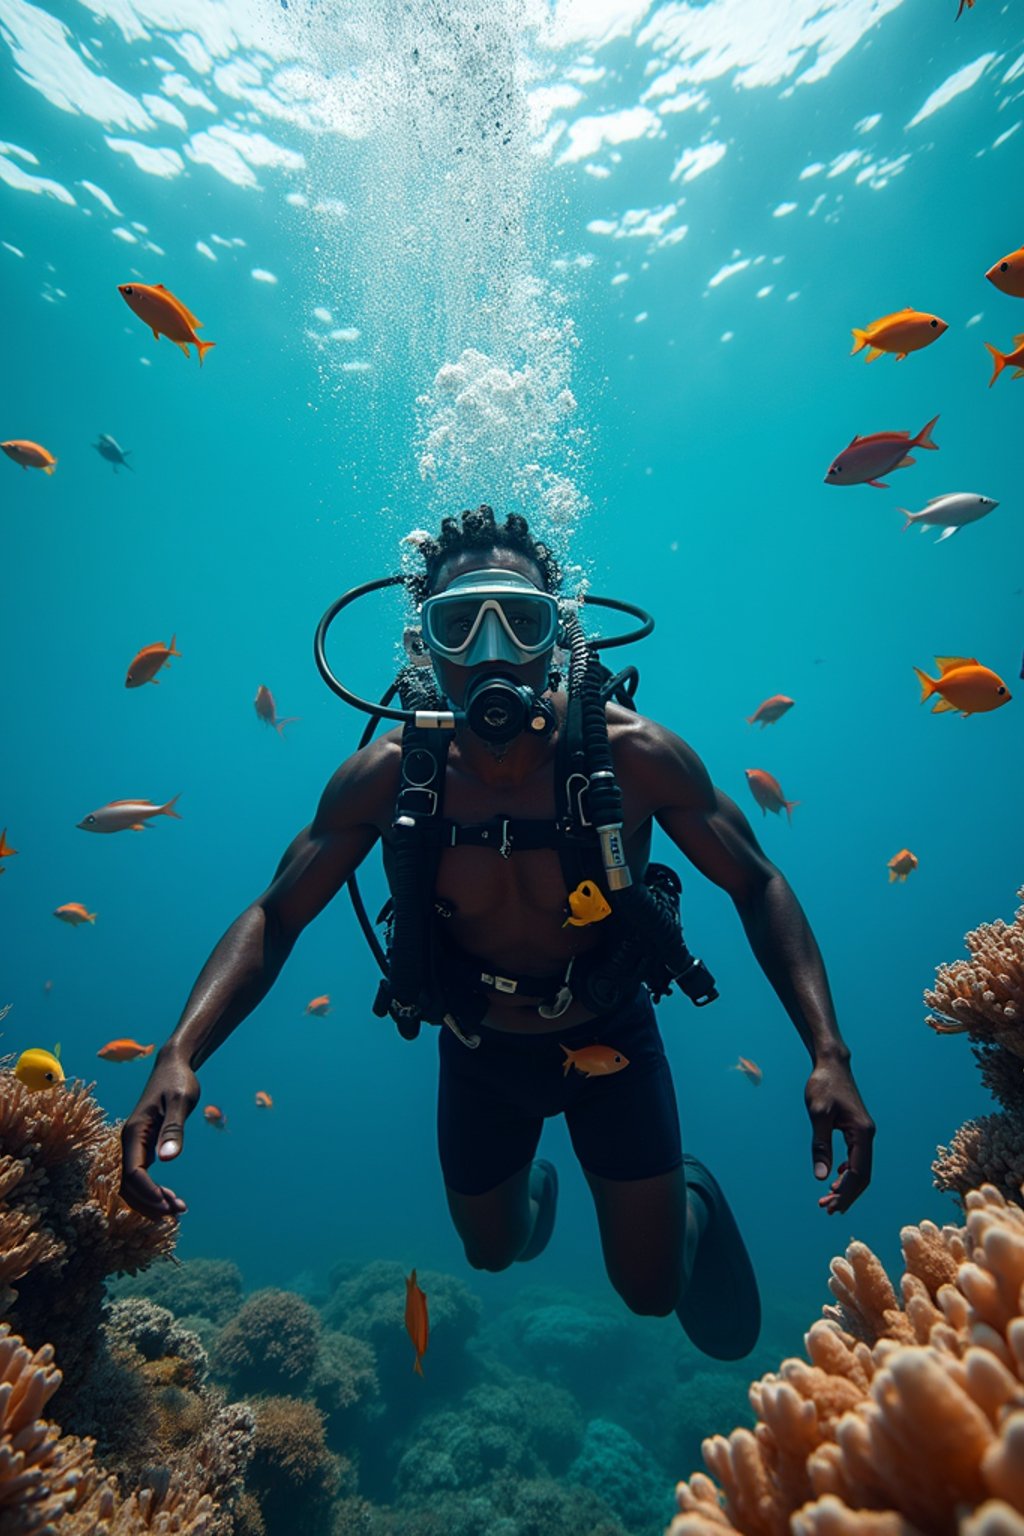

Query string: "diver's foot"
[[516, 1159, 559, 1263], [676, 1154, 761, 1360]]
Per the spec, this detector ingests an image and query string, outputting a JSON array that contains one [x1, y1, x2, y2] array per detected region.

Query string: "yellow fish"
[[14, 1047, 65, 1091], [850, 308, 947, 363], [560, 1043, 629, 1078], [563, 881, 611, 928], [912, 656, 1011, 717]]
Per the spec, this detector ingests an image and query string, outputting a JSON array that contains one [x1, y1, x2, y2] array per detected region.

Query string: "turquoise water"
[[2, 0, 1024, 1522]]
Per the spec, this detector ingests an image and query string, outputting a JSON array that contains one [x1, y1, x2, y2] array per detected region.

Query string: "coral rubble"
[[669, 1183, 1024, 1535]]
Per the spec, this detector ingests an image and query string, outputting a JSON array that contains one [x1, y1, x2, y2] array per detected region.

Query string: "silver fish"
[[77, 795, 181, 833], [898, 492, 999, 542]]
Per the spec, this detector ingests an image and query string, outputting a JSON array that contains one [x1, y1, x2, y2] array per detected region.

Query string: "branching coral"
[[246, 1395, 345, 1536], [0, 1072, 176, 1399], [925, 889, 1024, 1051], [311, 1328, 381, 1443], [925, 891, 1024, 1206], [669, 1184, 1024, 1536]]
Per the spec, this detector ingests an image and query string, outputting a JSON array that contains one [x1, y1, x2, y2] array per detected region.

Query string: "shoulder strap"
[[554, 690, 603, 896]]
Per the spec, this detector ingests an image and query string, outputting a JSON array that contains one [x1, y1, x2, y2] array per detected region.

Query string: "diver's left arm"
[[618, 719, 875, 1215]]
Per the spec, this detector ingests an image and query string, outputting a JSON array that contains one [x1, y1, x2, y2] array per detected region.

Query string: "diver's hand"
[[119, 1047, 199, 1220], [805, 1057, 875, 1215]]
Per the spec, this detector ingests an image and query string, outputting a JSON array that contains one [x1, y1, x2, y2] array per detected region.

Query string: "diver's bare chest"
[[436, 764, 564, 920]]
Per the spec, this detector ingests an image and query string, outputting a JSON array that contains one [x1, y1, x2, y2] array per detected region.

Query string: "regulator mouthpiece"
[[462, 674, 555, 745]]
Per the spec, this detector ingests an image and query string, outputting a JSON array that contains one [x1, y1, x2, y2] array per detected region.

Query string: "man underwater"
[[120, 503, 875, 1360]]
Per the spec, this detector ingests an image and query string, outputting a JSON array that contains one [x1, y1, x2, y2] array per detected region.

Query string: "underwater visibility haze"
[[2, 0, 1024, 1531]]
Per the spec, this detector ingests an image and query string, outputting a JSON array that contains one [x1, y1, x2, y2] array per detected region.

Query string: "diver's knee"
[[617, 1287, 677, 1318], [463, 1242, 519, 1273]]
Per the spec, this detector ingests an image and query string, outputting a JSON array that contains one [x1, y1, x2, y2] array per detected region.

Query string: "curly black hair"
[[407, 504, 562, 604]]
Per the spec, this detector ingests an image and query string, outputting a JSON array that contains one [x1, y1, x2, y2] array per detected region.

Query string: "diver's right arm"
[[119, 736, 400, 1219]]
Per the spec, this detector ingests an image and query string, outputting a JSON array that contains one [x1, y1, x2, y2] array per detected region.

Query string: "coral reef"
[[110, 1256, 244, 1327], [927, 890, 1024, 1206], [246, 1394, 347, 1536], [0, 1320, 252, 1535], [669, 1183, 1024, 1535], [311, 1328, 382, 1444], [211, 1287, 322, 1398], [566, 1417, 674, 1531], [0, 1068, 256, 1533], [0, 1073, 176, 1401]]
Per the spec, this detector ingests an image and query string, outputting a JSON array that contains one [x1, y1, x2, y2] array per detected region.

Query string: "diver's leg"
[[437, 1028, 548, 1271], [567, 991, 760, 1357]]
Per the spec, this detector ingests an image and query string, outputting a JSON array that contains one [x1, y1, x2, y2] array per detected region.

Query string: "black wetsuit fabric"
[[437, 988, 683, 1195]]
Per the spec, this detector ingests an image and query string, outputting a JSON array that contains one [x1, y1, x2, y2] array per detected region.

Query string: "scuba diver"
[[120, 503, 875, 1360]]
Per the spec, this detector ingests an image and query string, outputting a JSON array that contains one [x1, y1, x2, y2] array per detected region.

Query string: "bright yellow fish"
[[14, 1047, 65, 1091]]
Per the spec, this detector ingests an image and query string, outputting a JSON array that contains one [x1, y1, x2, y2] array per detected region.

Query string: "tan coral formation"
[[925, 889, 1024, 1052], [924, 891, 1024, 1206], [669, 1184, 1024, 1536]]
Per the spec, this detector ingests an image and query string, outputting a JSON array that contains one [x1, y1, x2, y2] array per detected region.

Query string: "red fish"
[[560, 1043, 629, 1078], [305, 995, 331, 1017], [98, 1038, 155, 1062], [126, 635, 181, 688], [204, 1105, 227, 1130], [255, 1090, 273, 1108], [404, 1269, 429, 1376], [745, 769, 799, 823], [255, 685, 298, 736], [825, 414, 939, 489], [732, 1056, 763, 1086]]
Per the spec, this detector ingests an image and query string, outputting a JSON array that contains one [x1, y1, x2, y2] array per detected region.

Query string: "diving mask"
[[420, 569, 560, 668]]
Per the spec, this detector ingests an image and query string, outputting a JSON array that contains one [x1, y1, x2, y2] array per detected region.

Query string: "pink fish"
[[824, 415, 939, 489]]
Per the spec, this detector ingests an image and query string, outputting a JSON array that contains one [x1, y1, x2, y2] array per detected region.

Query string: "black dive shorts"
[[437, 988, 683, 1196]]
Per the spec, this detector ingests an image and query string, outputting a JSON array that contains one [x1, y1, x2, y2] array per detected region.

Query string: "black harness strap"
[[442, 817, 563, 856]]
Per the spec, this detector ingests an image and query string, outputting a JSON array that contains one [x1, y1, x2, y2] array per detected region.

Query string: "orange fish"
[[913, 656, 1011, 717], [98, 1038, 154, 1061], [255, 685, 299, 737], [560, 1043, 629, 1078], [204, 1104, 227, 1129], [305, 995, 331, 1017], [956, 0, 974, 16], [731, 1056, 763, 1086], [404, 1269, 429, 1376], [54, 903, 96, 926], [126, 635, 181, 688], [887, 849, 919, 883], [986, 246, 1024, 299], [2, 439, 57, 474], [746, 695, 794, 728], [984, 334, 1024, 388], [118, 282, 215, 366], [851, 308, 947, 363], [0, 828, 17, 875], [744, 769, 799, 822], [255, 1090, 273, 1108]]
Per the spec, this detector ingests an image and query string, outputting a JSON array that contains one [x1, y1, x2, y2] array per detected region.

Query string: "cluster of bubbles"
[[295, 0, 588, 563]]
